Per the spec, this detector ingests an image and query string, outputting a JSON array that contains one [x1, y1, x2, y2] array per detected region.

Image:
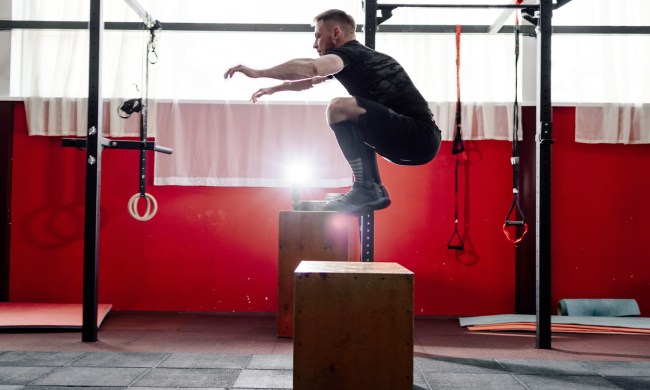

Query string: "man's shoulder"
[[327, 40, 370, 64], [329, 40, 364, 54]]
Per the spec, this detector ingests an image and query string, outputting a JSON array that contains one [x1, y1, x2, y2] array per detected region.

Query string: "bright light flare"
[[285, 162, 312, 187]]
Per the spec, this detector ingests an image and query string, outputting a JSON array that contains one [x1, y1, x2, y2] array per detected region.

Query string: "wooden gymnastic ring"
[[128, 193, 158, 221]]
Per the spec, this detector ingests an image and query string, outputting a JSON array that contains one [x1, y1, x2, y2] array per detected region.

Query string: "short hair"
[[313, 9, 356, 36]]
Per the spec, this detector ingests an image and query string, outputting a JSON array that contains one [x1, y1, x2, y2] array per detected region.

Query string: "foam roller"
[[557, 299, 640, 317]]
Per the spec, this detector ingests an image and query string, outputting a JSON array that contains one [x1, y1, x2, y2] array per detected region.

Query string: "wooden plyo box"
[[277, 211, 351, 338], [293, 261, 414, 390]]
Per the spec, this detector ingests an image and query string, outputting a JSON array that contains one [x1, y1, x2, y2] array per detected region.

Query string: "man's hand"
[[251, 87, 276, 103], [224, 65, 261, 79], [250, 78, 328, 103]]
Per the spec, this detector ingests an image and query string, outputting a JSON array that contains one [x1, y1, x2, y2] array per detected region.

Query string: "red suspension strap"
[[503, 1, 528, 245], [451, 24, 466, 158], [448, 24, 466, 251]]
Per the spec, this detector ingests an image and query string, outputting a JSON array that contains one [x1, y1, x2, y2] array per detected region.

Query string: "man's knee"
[[326, 97, 366, 125]]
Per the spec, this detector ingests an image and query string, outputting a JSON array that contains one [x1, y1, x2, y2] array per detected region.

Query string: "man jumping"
[[224, 9, 441, 214]]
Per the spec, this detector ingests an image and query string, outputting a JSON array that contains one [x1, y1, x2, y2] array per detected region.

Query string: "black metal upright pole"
[[139, 28, 150, 197], [364, 0, 378, 49], [360, 212, 375, 262], [0, 102, 14, 302], [82, 0, 103, 342], [535, 0, 553, 350], [361, 0, 378, 262]]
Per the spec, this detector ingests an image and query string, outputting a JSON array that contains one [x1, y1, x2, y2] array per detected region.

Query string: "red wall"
[[551, 107, 650, 310], [7, 103, 650, 316]]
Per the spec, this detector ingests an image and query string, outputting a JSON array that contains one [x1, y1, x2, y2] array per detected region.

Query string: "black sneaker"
[[323, 181, 391, 215]]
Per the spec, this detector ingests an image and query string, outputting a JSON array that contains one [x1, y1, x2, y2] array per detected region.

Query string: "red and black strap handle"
[[503, 1, 528, 245], [448, 24, 466, 251]]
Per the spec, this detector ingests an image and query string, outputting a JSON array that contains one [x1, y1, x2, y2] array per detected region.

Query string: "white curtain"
[[552, 1, 650, 143], [12, 0, 650, 188], [18, 1, 157, 136], [152, 100, 518, 188], [431, 102, 519, 141], [154, 102, 352, 188], [556, 34, 650, 143], [575, 104, 650, 144]]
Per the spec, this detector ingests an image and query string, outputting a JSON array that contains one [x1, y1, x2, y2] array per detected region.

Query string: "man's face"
[[313, 20, 336, 56]]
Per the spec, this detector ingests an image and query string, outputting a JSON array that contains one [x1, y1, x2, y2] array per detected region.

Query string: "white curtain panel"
[[154, 101, 352, 188], [152, 100, 520, 188], [19, 1, 157, 136], [575, 104, 650, 144], [553, 1, 650, 143], [555, 35, 650, 144], [24, 98, 151, 137], [431, 102, 520, 141], [14, 0, 650, 180]]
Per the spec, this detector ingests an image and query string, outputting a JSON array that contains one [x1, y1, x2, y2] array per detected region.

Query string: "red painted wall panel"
[[551, 107, 650, 312], [8, 103, 650, 315]]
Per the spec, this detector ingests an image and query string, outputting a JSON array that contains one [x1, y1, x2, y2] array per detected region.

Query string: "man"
[[224, 9, 441, 214]]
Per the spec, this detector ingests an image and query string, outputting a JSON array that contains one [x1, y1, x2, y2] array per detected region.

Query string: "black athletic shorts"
[[354, 96, 441, 166]]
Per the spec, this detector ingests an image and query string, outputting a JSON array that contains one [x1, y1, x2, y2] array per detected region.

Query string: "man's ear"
[[332, 26, 342, 40]]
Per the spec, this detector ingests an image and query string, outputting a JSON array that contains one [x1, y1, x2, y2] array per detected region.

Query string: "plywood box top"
[[295, 260, 412, 275]]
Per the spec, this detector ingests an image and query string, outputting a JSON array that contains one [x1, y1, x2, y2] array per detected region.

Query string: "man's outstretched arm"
[[224, 54, 343, 81], [250, 76, 331, 103]]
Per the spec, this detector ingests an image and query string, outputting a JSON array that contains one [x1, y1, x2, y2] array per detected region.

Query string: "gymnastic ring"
[[128, 192, 158, 221]]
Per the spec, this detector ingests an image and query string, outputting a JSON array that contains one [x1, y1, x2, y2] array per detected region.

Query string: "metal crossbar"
[[3, 21, 648, 35], [379, 3, 537, 9]]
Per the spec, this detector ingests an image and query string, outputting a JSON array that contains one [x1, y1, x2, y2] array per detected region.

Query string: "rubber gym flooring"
[[1, 312, 650, 389]]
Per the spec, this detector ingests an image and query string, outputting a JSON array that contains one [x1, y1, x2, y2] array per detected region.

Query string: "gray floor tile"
[[582, 361, 650, 377], [498, 359, 595, 376], [413, 367, 430, 390], [0, 347, 647, 390], [246, 355, 293, 370], [516, 374, 623, 389], [0, 351, 85, 367], [23, 387, 125, 390], [160, 353, 251, 369], [130, 388, 226, 390], [415, 356, 507, 374], [33, 367, 148, 387], [606, 376, 650, 390], [0, 366, 57, 385], [72, 352, 168, 368], [232, 369, 292, 389], [422, 373, 526, 389], [133, 367, 240, 388]]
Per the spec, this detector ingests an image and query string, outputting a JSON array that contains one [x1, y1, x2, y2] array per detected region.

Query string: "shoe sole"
[[324, 198, 391, 215]]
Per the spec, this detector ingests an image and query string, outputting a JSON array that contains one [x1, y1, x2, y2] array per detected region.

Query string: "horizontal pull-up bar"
[[62, 137, 173, 155], [4, 21, 646, 34], [379, 3, 538, 9]]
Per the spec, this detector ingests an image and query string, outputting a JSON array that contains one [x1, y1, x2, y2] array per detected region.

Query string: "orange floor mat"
[[0, 302, 112, 329], [467, 322, 650, 335], [460, 314, 650, 335]]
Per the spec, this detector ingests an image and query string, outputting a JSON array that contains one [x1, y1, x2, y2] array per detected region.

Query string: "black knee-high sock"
[[330, 120, 381, 185], [361, 142, 381, 184]]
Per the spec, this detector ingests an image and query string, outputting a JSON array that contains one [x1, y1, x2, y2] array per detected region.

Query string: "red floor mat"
[[0, 302, 112, 329]]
